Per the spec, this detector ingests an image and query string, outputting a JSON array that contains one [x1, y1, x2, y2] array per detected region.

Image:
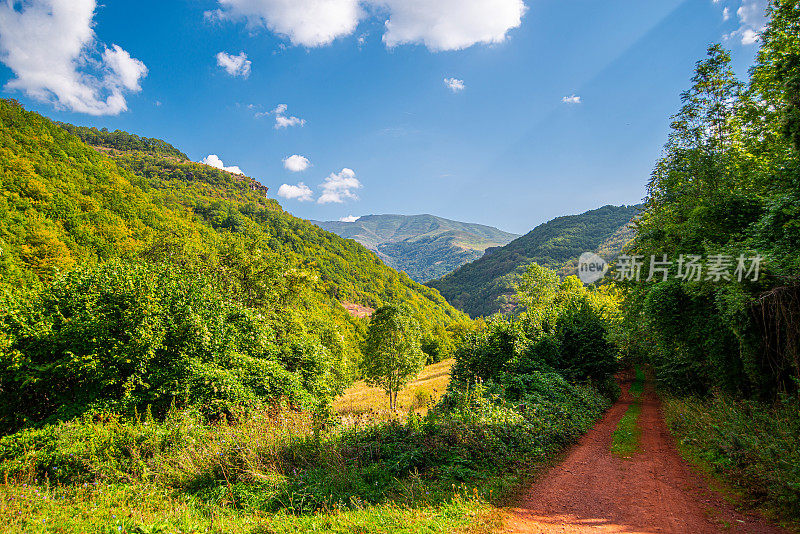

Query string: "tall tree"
[[362, 305, 425, 411]]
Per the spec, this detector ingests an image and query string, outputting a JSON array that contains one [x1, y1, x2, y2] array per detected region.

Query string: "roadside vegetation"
[[610, 366, 645, 457], [664, 395, 800, 522], [0, 261, 620, 532], [619, 0, 800, 524]]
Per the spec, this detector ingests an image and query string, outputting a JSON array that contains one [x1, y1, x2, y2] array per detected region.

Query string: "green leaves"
[[362, 305, 426, 410], [0, 261, 346, 431]]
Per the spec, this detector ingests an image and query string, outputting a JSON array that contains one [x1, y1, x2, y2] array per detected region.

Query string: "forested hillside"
[[314, 214, 519, 282], [559, 221, 638, 278], [0, 99, 464, 429], [428, 205, 639, 317]]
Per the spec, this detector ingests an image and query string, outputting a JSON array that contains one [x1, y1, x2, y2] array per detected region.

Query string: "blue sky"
[[0, 0, 768, 233]]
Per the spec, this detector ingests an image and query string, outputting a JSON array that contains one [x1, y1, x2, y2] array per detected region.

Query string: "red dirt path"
[[504, 378, 786, 534]]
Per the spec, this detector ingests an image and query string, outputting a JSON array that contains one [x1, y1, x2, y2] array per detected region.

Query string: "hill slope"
[[314, 214, 519, 282], [427, 205, 640, 317], [0, 98, 462, 332]]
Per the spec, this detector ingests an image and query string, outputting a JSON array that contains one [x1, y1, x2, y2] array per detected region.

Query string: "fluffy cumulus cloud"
[[278, 182, 314, 201], [210, 0, 527, 51], [340, 215, 360, 222], [378, 0, 527, 51], [0, 0, 148, 116], [211, 0, 363, 47], [202, 154, 244, 175], [216, 51, 251, 77], [283, 154, 311, 172], [318, 168, 361, 204], [444, 77, 465, 92], [562, 94, 581, 104], [725, 0, 768, 45]]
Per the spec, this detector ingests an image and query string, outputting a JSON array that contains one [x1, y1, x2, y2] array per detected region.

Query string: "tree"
[[362, 305, 425, 410]]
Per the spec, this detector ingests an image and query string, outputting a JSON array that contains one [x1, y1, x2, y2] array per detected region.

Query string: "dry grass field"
[[334, 358, 454, 417]]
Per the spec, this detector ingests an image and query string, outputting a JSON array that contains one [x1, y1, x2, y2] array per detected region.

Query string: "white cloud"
[[278, 182, 314, 201], [270, 103, 306, 129], [562, 94, 582, 104], [318, 168, 361, 204], [444, 77, 465, 92], [276, 115, 306, 128], [340, 215, 360, 222], [210, 0, 527, 51], [210, 0, 363, 47], [378, 0, 527, 51], [0, 0, 148, 116], [283, 154, 311, 172], [216, 51, 252, 77], [722, 7, 731, 21], [202, 154, 244, 175], [725, 0, 767, 45]]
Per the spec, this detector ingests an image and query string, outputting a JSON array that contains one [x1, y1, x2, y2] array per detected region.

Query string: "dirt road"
[[505, 378, 785, 534]]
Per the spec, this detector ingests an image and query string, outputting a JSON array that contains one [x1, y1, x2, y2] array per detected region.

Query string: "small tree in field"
[[363, 305, 425, 411]]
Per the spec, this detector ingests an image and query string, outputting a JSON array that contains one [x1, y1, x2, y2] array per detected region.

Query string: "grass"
[[334, 359, 453, 418], [610, 366, 645, 457], [0, 482, 499, 534], [663, 394, 800, 529], [0, 357, 619, 534], [0, 365, 614, 533]]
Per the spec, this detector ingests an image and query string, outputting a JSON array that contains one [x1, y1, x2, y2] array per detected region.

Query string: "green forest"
[[1, 1, 800, 533], [428, 204, 640, 317]]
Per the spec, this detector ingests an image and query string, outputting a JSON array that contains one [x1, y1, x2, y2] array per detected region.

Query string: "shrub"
[[0, 261, 342, 431], [553, 299, 618, 382], [409, 388, 433, 411], [664, 395, 800, 518]]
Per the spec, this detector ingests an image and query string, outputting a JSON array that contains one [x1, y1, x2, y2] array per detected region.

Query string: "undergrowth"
[[0, 378, 612, 533], [664, 394, 800, 524]]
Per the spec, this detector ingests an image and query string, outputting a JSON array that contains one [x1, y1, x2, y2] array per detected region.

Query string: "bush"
[[0, 261, 343, 431], [664, 395, 800, 518], [553, 299, 618, 382]]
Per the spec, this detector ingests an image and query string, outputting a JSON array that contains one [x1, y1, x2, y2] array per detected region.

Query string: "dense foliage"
[[57, 123, 189, 159], [315, 214, 519, 283], [450, 264, 621, 398], [0, 98, 464, 432], [428, 205, 639, 317], [625, 1, 800, 399], [621, 1, 800, 523], [1, 261, 350, 430]]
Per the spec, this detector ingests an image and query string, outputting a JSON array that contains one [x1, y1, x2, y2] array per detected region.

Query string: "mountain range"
[[313, 214, 519, 282], [427, 205, 641, 317]]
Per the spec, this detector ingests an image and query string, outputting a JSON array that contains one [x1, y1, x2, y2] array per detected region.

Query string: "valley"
[[314, 214, 519, 283], [1, 2, 800, 533]]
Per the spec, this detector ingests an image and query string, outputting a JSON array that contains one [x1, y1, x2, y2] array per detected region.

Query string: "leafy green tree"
[[362, 305, 425, 410], [624, 3, 800, 398]]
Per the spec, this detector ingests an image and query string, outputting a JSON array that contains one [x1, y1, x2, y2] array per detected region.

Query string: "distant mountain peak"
[[313, 214, 519, 282]]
